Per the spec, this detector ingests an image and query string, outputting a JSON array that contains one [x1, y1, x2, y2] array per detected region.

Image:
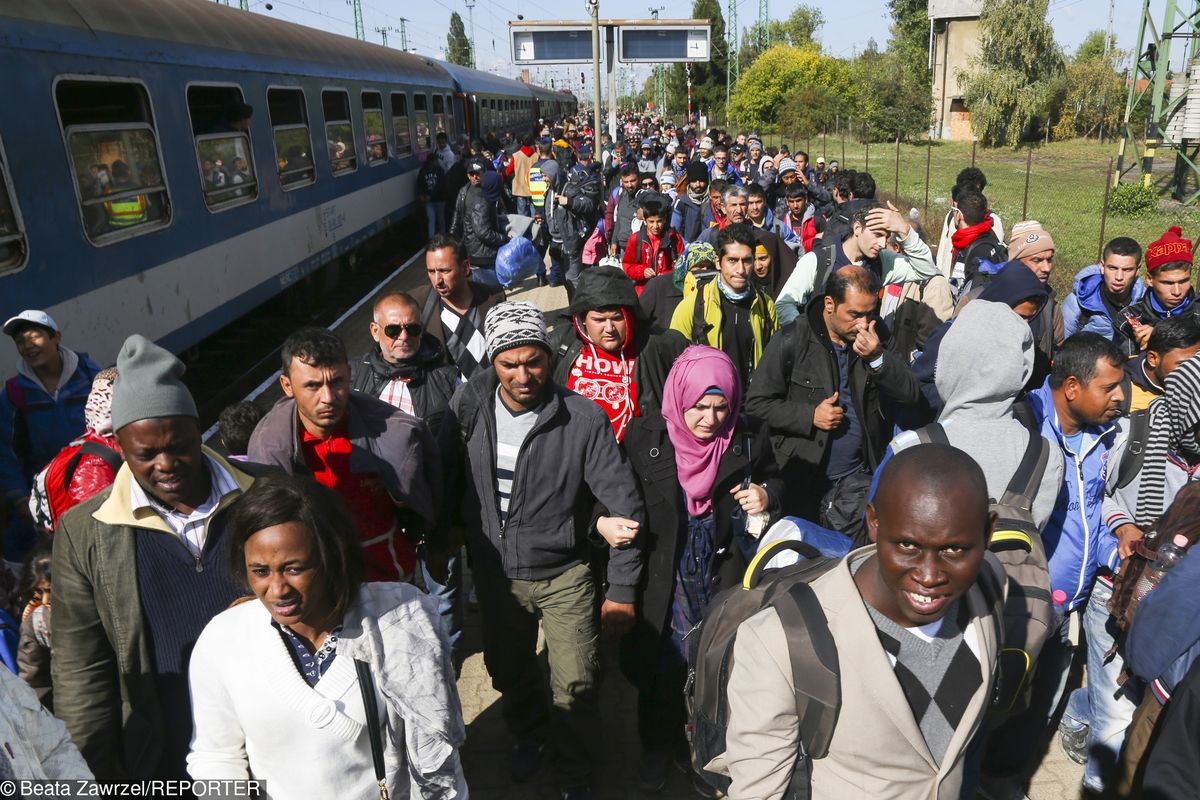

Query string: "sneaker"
[[560, 785, 595, 800], [638, 750, 670, 792], [1058, 719, 1089, 765], [977, 773, 1030, 800], [508, 739, 544, 783]]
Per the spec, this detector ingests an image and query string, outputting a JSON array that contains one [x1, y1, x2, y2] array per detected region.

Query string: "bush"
[[1108, 183, 1158, 217]]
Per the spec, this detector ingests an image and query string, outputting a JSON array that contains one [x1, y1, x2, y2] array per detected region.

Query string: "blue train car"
[[0, 0, 573, 366]]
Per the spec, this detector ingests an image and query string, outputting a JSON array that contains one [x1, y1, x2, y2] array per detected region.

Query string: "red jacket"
[[622, 228, 685, 293]]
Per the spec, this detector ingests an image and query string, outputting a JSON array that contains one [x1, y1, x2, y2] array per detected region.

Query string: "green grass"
[[752, 136, 1200, 296]]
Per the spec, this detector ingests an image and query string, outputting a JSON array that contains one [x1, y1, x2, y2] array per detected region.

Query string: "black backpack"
[[914, 406, 1054, 715], [686, 538, 841, 799], [1115, 408, 1150, 490]]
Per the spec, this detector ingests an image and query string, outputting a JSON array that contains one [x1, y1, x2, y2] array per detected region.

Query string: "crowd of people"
[[2, 110, 1200, 800]]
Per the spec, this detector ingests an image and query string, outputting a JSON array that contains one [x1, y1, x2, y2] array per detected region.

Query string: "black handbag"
[[355, 659, 390, 800]]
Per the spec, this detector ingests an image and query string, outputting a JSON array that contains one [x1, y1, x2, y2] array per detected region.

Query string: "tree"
[[957, 0, 1064, 146], [666, 0, 728, 120], [851, 46, 931, 140], [887, 0, 929, 81], [446, 12, 472, 67], [1074, 30, 1115, 64], [740, 5, 824, 73], [728, 45, 854, 131], [1049, 29, 1125, 140]]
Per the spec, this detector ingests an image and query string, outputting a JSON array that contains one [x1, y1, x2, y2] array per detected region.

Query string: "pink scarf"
[[661, 346, 743, 517]]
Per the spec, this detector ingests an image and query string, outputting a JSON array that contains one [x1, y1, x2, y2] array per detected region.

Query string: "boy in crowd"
[[1063, 236, 1147, 355], [1119, 226, 1197, 350], [622, 199, 685, 295]]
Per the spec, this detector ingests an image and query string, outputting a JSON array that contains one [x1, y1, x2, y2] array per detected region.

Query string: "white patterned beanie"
[[484, 301, 550, 362]]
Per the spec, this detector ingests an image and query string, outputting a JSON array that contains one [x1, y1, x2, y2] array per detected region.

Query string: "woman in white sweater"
[[187, 475, 467, 799]]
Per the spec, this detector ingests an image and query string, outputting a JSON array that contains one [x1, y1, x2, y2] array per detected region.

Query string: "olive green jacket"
[[50, 448, 253, 780]]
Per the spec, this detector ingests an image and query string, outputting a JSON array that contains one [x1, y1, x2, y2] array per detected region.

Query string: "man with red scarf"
[[550, 268, 670, 441], [949, 190, 1004, 289]]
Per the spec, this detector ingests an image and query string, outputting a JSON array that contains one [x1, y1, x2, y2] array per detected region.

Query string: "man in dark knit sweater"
[[52, 335, 256, 781]]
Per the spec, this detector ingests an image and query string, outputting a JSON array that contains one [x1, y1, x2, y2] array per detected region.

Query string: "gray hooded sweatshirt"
[[884, 300, 1065, 528]]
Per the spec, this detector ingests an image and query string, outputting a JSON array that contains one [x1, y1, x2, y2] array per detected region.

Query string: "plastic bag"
[[495, 236, 542, 287]]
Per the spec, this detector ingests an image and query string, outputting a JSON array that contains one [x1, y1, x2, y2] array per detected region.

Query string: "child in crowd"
[[622, 199, 685, 295]]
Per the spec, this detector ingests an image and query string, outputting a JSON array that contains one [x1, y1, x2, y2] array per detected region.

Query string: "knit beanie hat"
[[485, 301, 550, 362], [85, 367, 119, 436], [699, 137, 715, 150], [776, 157, 798, 175], [111, 334, 198, 432], [481, 171, 503, 203], [659, 172, 676, 186], [1007, 220, 1055, 261], [685, 161, 709, 183], [1146, 225, 1194, 272]]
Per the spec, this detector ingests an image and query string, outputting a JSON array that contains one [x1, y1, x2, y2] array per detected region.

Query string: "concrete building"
[[929, 0, 984, 140]]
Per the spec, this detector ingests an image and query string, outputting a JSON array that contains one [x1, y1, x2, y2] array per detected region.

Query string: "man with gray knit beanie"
[[51, 334, 256, 782], [445, 301, 645, 799]]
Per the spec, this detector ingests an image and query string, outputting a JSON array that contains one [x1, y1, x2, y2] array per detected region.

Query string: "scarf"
[[567, 309, 639, 441], [674, 242, 718, 291], [950, 215, 995, 252], [1135, 356, 1200, 528], [661, 346, 743, 517], [687, 186, 708, 204], [717, 276, 752, 302]]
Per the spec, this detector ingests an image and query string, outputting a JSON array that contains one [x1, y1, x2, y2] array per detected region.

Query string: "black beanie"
[[686, 161, 709, 184]]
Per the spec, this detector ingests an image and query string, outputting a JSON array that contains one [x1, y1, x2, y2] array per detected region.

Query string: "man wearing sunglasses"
[[351, 291, 463, 660]]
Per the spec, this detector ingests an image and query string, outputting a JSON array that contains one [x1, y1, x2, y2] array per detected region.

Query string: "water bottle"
[[1133, 534, 1190, 603]]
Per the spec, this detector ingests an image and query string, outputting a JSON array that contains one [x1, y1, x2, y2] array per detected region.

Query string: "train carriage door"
[[0, 137, 28, 273], [322, 90, 357, 175], [451, 93, 468, 145], [432, 95, 446, 142], [54, 78, 172, 244], [186, 83, 258, 211]]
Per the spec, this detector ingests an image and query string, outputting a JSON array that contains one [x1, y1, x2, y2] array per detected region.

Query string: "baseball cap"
[[466, 158, 487, 174], [579, 144, 593, 157], [4, 310, 58, 337], [816, 156, 826, 165]]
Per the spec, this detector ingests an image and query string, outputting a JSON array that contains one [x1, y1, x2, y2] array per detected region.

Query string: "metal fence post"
[[894, 133, 901, 199], [865, 123, 870, 173], [1022, 148, 1033, 220], [1099, 157, 1115, 260], [822, 125, 827, 160], [924, 135, 932, 218], [971, 139, 977, 168], [841, 118, 846, 166]]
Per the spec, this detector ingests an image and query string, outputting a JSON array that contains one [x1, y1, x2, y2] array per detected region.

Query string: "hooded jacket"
[[1061, 264, 1148, 355], [461, 182, 507, 266], [550, 165, 603, 253], [350, 335, 460, 437], [0, 347, 101, 499], [668, 275, 779, 383], [622, 227, 686, 292], [877, 301, 1065, 529], [1025, 379, 1121, 612]]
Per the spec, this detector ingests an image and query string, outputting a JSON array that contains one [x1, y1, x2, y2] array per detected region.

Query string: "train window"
[[0, 139, 27, 273], [445, 95, 455, 140], [322, 90, 357, 175], [55, 79, 171, 244], [390, 93, 412, 156], [267, 87, 315, 190], [362, 92, 387, 166], [186, 84, 257, 211], [432, 94, 446, 137], [413, 94, 430, 152]]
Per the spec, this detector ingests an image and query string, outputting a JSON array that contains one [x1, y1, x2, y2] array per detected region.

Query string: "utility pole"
[[757, 0, 769, 50], [375, 26, 395, 47], [686, 63, 693, 122], [398, 17, 410, 51], [726, 0, 739, 112], [464, 0, 478, 68], [648, 6, 666, 115], [589, 0, 602, 140], [346, 0, 365, 40]]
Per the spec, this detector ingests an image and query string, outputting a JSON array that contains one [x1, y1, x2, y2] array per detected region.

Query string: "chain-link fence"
[[733, 122, 1200, 296]]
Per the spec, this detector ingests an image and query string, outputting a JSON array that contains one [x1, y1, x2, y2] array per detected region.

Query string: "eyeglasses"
[[382, 323, 422, 338]]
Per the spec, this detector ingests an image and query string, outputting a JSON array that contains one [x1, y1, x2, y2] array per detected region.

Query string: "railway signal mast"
[[465, 0, 478, 68], [346, 0, 365, 40]]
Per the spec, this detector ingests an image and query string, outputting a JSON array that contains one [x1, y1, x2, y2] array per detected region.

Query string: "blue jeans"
[[419, 548, 463, 654], [424, 201, 445, 238], [516, 195, 533, 217], [982, 611, 1076, 777], [1061, 578, 1137, 792]]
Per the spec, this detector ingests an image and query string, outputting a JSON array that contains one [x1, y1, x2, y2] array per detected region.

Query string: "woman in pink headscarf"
[[615, 344, 781, 791]]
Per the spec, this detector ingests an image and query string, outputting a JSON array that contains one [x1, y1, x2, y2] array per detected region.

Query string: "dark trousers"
[[473, 562, 600, 786]]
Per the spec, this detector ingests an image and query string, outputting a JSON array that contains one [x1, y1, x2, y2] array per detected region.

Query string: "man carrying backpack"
[[978, 333, 1126, 800], [716, 443, 1005, 800], [948, 191, 1006, 292]]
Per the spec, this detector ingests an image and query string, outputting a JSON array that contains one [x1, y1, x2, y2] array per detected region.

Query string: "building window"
[[322, 90, 357, 175], [186, 84, 257, 210], [55, 79, 171, 244], [362, 91, 387, 165], [267, 87, 315, 190], [391, 92, 412, 156]]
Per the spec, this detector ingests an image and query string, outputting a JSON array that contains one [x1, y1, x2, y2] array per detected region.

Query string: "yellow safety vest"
[[105, 195, 148, 227]]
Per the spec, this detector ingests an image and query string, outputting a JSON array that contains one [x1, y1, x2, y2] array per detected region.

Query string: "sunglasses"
[[382, 323, 421, 338]]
